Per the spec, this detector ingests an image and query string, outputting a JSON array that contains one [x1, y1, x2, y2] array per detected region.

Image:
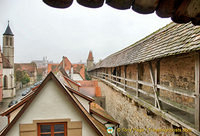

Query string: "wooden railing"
[[95, 72, 195, 113], [89, 70, 200, 134]]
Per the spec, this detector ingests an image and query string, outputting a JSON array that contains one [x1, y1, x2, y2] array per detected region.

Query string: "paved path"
[[0, 86, 30, 131]]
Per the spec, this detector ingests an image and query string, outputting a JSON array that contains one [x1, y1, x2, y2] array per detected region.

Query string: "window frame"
[[37, 122, 67, 136]]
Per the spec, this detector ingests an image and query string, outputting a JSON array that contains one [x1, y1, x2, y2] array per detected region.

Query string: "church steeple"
[[3, 21, 14, 36], [3, 21, 14, 68]]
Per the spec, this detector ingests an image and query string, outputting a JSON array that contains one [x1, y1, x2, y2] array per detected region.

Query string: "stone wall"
[[98, 81, 196, 136], [159, 53, 195, 108]]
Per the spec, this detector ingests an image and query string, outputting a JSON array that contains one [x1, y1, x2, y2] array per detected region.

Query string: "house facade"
[[0, 71, 118, 136]]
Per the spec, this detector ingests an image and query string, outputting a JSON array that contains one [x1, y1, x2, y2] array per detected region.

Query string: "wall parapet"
[[88, 52, 200, 135]]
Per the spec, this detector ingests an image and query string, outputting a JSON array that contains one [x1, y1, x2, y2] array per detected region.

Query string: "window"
[[38, 123, 67, 136], [3, 75, 8, 89], [6, 37, 8, 45], [10, 38, 12, 46]]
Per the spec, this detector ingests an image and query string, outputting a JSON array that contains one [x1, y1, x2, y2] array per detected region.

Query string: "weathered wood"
[[156, 0, 181, 18], [149, 62, 161, 109], [125, 78, 137, 83], [132, 0, 159, 14], [106, 0, 132, 10], [124, 65, 127, 91], [157, 84, 195, 98], [195, 52, 200, 131], [138, 80, 153, 87], [43, 0, 73, 8], [171, 0, 191, 24], [155, 61, 162, 109], [136, 64, 139, 97]]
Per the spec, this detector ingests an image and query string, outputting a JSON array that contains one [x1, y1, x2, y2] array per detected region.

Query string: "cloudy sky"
[[0, 0, 171, 63]]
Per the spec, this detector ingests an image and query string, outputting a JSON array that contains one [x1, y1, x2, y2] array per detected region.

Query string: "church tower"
[[87, 50, 94, 70], [3, 21, 14, 68]]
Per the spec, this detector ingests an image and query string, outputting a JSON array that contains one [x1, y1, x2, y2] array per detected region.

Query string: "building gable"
[[1, 72, 108, 136]]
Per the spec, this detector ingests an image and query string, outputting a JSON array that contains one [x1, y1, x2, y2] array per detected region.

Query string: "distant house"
[[0, 71, 119, 136], [78, 80, 105, 109], [32, 56, 48, 68], [14, 62, 37, 84], [48, 56, 86, 81]]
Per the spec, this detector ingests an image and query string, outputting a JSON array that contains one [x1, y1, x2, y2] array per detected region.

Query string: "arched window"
[[4, 75, 8, 89]]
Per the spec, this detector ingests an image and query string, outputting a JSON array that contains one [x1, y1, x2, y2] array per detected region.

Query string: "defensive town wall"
[[90, 52, 199, 136]]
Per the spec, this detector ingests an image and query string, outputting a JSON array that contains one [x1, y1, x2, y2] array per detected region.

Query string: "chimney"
[[62, 56, 65, 69], [71, 66, 73, 79]]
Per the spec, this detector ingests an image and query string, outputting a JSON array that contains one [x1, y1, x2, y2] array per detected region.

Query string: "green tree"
[[14, 70, 30, 85], [85, 68, 91, 80]]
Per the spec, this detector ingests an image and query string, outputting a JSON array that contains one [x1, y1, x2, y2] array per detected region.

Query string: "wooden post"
[[124, 65, 127, 91], [195, 52, 200, 131], [149, 62, 161, 110], [136, 64, 139, 97], [155, 60, 161, 109]]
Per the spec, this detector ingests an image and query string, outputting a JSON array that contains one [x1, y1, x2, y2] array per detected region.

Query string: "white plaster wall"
[[6, 80, 98, 136], [74, 94, 90, 113]]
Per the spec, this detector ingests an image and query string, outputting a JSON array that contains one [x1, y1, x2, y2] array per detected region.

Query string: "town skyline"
[[0, 0, 171, 64]]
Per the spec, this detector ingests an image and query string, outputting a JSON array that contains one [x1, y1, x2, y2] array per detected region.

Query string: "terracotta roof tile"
[[47, 63, 59, 73], [14, 63, 37, 77], [73, 64, 85, 80]]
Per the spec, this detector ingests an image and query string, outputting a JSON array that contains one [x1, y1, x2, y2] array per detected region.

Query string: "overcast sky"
[[0, 0, 171, 64]]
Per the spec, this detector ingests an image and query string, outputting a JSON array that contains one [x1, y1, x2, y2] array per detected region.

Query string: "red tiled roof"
[[88, 51, 94, 61], [47, 63, 59, 73], [60, 56, 72, 71], [73, 64, 85, 80], [15, 63, 37, 72]]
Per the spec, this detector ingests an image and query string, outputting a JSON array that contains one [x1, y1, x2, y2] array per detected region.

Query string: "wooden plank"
[[125, 78, 137, 83], [195, 52, 200, 131], [69, 121, 82, 129], [157, 84, 195, 98], [149, 62, 161, 109], [20, 124, 36, 132], [138, 80, 153, 87], [136, 64, 139, 97], [155, 60, 162, 109], [68, 128, 82, 136], [124, 66, 127, 91]]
